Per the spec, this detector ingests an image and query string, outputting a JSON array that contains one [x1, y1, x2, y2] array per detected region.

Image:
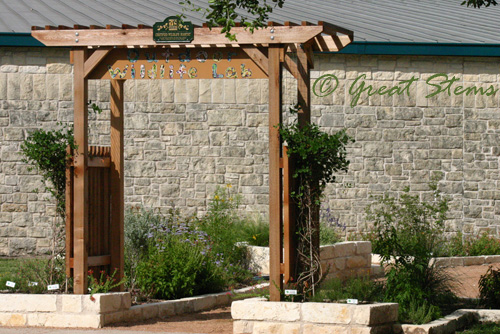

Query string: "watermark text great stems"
[[312, 73, 499, 107]]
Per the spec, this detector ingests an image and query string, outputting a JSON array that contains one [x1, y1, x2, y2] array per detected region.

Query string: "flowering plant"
[[88, 268, 126, 301]]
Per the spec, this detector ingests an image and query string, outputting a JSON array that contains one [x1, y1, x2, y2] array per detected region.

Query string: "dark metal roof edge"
[[0, 33, 45, 47], [328, 41, 500, 57]]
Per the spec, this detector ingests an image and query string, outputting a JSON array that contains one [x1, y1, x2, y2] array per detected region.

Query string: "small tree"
[[279, 111, 353, 297]]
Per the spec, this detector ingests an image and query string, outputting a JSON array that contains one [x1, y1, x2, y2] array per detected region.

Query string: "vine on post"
[[20, 124, 76, 287], [279, 109, 354, 298]]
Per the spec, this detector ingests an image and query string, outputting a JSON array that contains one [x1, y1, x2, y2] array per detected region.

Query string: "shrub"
[[133, 188, 254, 300], [311, 276, 384, 303], [467, 233, 500, 256], [135, 217, 225, 300], [479, 266, 500, 309], [196, 185, 252, 286], [124, 206, 164, 291], [365, 181, 454, 323], [439, 232, 500, 257]]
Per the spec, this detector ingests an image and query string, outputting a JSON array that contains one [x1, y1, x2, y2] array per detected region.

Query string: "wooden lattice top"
[[31, 21, 353, 52]]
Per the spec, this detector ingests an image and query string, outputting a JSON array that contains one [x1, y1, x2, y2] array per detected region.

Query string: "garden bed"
[[0, 283, 267, 328]]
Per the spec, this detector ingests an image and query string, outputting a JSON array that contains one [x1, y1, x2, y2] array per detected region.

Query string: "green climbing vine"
[[279, 107, 354, 297]]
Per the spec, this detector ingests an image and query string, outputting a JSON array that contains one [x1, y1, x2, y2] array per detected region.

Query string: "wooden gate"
[[66, 146, 114, 281]]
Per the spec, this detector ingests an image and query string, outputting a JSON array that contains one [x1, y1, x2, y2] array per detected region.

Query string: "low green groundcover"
[[459, 322, 500, 333]]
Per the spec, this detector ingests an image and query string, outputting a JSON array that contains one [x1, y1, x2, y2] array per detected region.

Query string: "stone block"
[[0, 294, 57, 312], [334, 258, 346, 271], [436, 257, 464, 268], [207, 109, 242, 126], [7, 73, 20, 100], [320, 245, 336, 259], [352, 324, 394, 334], [347, 256, 369, 269], [121, 306, 143, 323], [253, 322, 300, 334], [47, 63, 72, 74], [231, 300, 300, 322], [139, 304, 159, 320], [161, 80, 174, 102], [302, 303, 351, 324], [192, 295, 217, 312], [476, 309, 500, 323], [102, 311, 124, 325], [485, 255, 500, 264], [26, 313, 49, 326], [61, 295, 83, 313], [82, 292, 129, 313], [174, 299, 194, 315], [233, 320, 253, 334], [158, 301, 176, 318], [215, 292, 231, 306], [356, 241, 372, 255], [0, 313, 27, 326], [240, 175, 263, 186], [352, 303, 398, 325], [303, 323, 345, 334], [334, 242, 357, 257], [0, 73, 7, 99], [44, 314, 102, 328], [463, 256, 485, 266]]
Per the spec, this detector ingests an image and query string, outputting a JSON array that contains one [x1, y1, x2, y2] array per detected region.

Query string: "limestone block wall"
[[0, 292, 130, 328], [247, 241, 372, 280], [1, 46, 500, 255], [232, 298, 399, 334], [0, 285, 263, 328]]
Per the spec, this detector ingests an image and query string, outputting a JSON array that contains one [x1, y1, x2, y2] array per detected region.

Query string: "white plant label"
[[28, 282, 38, 287], [284, 289, 298, 295], [47, 284, 60, 291], [5, 281, 15, 288], [347, 299, 358, 305]]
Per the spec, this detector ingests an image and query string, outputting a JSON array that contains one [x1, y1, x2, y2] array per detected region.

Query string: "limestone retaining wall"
[[232, 298, 398, 334], [247, 241, 372, 280], [2, 46, 500, 255], [0, 284, 266, 328]]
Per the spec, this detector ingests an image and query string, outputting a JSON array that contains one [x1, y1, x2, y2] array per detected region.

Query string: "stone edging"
[[431, 255, 500, 268], [0, 283, 268, 328], [395, 309, 500, 334], [372, 254, 500, 268], [103, 283, 269, 326]]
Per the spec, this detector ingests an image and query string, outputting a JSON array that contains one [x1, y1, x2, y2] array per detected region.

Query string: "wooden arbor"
[[31, 21, 353, 299]]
